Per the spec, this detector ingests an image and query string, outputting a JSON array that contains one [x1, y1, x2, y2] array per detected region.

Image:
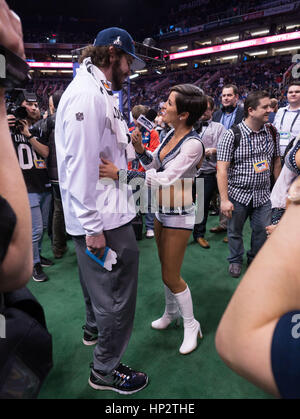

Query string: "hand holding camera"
[[7, 114, 16, 128], [18, 119, 31, 137], [6, 105, 28, 135]]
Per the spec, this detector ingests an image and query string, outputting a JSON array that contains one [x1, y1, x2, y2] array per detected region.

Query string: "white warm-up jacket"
[[55, 59, 135, 236]]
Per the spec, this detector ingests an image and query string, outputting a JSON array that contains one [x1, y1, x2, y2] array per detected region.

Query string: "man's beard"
[[111, 59, 125, 91], [27, 111, 40, 124]]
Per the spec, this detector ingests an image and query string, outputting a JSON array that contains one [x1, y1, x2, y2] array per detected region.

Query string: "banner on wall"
[[169, 31, 300, 61]]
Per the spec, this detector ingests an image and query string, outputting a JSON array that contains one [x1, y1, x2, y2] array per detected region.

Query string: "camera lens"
[[14, 106, 27, 119]]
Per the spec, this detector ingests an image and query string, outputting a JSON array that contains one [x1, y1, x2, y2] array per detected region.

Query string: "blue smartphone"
[[85, 247, 110, 268]]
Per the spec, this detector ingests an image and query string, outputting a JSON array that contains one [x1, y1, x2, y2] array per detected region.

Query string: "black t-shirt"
[[11, 127, 50, 193], [0, 195, 17, 264]]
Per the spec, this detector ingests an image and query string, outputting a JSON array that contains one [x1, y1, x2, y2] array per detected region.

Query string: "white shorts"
[[155, 209, 195, 231]]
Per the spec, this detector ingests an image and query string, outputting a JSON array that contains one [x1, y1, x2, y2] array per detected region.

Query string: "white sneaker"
[[146, 229, 154, 238]]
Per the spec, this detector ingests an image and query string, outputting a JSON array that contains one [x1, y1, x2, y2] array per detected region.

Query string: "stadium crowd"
[[27, 55, 290, 116], [20, 0, 300, 44], [130, 55, 291, 111]]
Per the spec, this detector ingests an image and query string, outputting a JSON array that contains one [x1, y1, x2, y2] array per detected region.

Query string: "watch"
[[25, 134, 35, 140]]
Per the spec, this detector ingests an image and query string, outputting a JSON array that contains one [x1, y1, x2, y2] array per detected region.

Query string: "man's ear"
[[108, 46, 117, 63], [247, 107, 254, 117]]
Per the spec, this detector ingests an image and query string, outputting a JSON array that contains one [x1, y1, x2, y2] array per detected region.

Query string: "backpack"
[[230, 123, 278, 157], [0, 287, 53, 399]]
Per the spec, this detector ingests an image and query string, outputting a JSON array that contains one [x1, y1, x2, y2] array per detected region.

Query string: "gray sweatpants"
[[72, 222, 139, 375]]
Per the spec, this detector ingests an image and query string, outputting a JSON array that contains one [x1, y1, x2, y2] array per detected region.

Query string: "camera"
[[6, 89, 37, 134], [7, 103, 27, 119], [6, 103, 28, 133]]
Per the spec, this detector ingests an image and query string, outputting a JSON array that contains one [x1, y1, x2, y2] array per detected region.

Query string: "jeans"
[[193, 172, 217, 239], [227, 198, 271, 265], [28, 191, 52, 265], [51, 183, 67, 252]]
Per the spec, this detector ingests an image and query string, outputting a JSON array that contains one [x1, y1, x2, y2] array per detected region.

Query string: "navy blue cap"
[[93, 27, 145, 71]]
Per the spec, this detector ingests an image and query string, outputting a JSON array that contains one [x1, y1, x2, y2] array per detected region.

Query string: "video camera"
[[6, 90, 37, 133]]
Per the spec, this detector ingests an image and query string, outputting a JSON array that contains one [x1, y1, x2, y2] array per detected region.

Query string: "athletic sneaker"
[[40, 256, 54, 267], [89, 363, 148, 395], [146, 229, 154, 239], [32, 263, 48, 282], [82, 325, 98, 346]]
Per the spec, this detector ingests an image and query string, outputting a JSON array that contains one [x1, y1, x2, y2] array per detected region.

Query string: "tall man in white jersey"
[[55, 27, 148, 395]]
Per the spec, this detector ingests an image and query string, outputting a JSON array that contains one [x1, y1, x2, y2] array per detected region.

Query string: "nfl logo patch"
[[76, 112, 84, 121], [113, 36, 122, 47]]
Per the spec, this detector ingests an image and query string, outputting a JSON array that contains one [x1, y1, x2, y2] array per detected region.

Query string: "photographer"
[[7, 91, 52, 283], [0, 0, 32, 291], [43, 91, 67, 259]]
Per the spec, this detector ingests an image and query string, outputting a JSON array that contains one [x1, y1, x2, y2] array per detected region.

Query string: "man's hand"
[[266, 224, 277, 237], [221, 199, 234, 219], [7, 114, 16, 128], [0, 0, 25, 59], [131, 128, 144, 154], [205, 148, 217, 157], [86, 233, 106, 258], [99, 158, 119, 180]]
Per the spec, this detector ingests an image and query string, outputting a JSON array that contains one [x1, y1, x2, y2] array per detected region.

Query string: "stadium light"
[[276, 46, 300, 52], [223, 36, 239, 42], [251, 30, 269, 36], [177, 45, 189, 51], [221, 55, 238, 60], [27, 62, 73, 68], [40, 70, 58, 73], [57, 54, 73, 59], [249, 50, 268, 56]]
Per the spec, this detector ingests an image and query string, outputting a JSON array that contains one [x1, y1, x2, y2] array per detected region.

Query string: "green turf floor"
[[28, 214, 272, 399]]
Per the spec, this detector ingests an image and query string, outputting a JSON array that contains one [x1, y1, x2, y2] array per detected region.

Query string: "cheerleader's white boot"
[[174, 286, 203, 355], [151, 285, 181, 330]]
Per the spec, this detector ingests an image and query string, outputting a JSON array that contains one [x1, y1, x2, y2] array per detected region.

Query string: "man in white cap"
[[55, 27, 148, 394]]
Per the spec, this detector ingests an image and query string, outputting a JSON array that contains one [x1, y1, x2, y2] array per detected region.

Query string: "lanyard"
[[199, 125, 209, 140], [280, 109, 300, 132], [246, 132, 269, 155], [221, 111, 235, 129]]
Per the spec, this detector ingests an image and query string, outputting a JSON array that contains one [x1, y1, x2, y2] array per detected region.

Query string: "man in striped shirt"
[[217, 91, 281, 278]]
